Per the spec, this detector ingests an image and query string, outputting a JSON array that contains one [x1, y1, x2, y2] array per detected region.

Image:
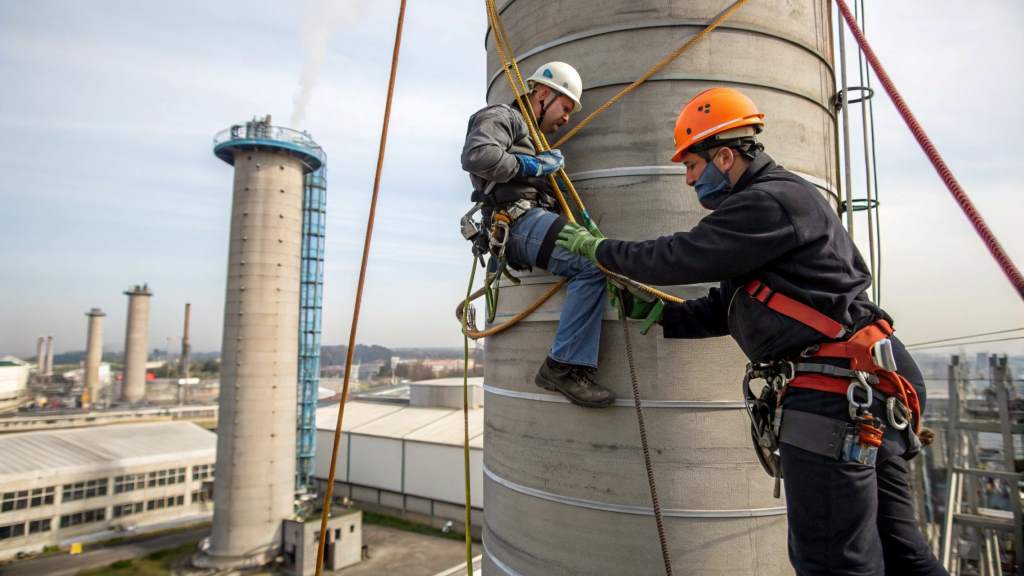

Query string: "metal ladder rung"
[[952, 512, 1016, 532], [952, 467, 1023, 481]]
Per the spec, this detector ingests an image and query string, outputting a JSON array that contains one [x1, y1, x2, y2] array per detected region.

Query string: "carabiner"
[[886, 397, 910, 431], [489, 220, 510, 260], [846, 372, 873, 420]]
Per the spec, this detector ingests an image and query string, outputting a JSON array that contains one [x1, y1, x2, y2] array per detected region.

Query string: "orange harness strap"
[[745, 280, 847, 339], [745, 280, 922, 431]]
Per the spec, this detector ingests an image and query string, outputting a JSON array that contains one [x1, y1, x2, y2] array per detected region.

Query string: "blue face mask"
[[694, 155, 731, 210]]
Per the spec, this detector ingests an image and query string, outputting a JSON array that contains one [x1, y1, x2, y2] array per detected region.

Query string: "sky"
[[0, 0, 1021, 359]]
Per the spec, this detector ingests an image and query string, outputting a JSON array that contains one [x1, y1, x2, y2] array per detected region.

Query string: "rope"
[[552, 0, 751, 149], [834, 0, 1024, 301], [461, 259, 477, 575], [458, 279, 568, 340], [314, 1, 407, 573], [621, 306, 674, 575]]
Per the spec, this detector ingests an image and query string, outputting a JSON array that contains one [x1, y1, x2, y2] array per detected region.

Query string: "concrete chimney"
[[180, 303, 192, 380], [122, 284, 153, 403], [44, 336, 54, 376], [197, 117, 324, 569], [35, 337, 45, 374], [84, 308, 106, 405], [481, 1, 836, 573]]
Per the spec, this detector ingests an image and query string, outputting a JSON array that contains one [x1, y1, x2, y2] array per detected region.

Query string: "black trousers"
[[781, 444, 948, 575]]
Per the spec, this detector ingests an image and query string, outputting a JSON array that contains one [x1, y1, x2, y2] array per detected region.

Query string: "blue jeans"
[[506, 208, 605, 368]]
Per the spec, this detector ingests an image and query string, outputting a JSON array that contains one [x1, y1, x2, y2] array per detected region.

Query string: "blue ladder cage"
[[297, 167, 326, 490]]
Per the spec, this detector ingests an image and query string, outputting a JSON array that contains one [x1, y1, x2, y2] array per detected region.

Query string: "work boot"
[[534, 357, 615, 408]]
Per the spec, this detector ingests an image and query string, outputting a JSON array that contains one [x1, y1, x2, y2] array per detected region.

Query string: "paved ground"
[[0, 526, 207, 576], [332, 525, 480, 576], [0, 523, 478, 576]]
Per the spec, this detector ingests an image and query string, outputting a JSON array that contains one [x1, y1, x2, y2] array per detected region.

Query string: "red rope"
[[834, 0, 1024, 301]]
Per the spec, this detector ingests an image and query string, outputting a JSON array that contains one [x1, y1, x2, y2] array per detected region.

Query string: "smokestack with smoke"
[[290, 0, 360, 129]]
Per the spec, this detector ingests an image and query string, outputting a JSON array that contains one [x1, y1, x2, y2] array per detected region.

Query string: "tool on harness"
[[743, 361, 792, 498], [843, 412, 885, 467], [489, 211, 511, 259], [460, 203, 489, 268]]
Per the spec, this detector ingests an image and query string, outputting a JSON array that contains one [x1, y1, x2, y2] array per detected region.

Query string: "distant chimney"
[[122, 284, 153, 403]]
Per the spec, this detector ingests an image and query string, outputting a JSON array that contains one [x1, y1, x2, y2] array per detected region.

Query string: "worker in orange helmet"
[[556, 87, 946, 575]]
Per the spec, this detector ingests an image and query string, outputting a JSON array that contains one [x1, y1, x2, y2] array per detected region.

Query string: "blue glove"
[[515, 149, 564, 178]]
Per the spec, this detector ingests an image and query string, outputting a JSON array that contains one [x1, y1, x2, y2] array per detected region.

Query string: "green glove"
[[556, 221, 603, 263], [620, 288, 665, 335]]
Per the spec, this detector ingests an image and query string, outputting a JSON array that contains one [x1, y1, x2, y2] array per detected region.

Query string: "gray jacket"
[[461, 104, 554, 207]]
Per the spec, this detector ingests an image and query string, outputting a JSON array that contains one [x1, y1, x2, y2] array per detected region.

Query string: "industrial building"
[[0, 421, 216, 561], [313, 377, 485, 536]]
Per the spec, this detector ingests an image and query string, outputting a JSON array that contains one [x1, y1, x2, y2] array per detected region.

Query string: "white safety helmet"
[[527, 61, 583, 114]]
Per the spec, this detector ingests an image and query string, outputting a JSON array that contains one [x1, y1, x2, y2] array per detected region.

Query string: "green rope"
[[461, 256, 478, 574]]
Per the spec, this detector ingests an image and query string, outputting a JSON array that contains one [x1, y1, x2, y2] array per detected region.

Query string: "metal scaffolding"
[[916, 354, 1023, 575], [297, 166, 326, 490]]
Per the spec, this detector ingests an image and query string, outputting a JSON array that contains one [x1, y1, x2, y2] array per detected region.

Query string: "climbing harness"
[[739, 278, 931, 500]]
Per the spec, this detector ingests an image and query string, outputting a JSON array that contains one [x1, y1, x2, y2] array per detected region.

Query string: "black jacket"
[[596, 153, 889, 362]]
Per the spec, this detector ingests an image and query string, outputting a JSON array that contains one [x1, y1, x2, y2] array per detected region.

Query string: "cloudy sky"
[[1, 0, 1021, 359]]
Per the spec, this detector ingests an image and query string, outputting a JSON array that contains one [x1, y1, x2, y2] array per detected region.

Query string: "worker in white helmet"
[[461, 61, 615, 408]]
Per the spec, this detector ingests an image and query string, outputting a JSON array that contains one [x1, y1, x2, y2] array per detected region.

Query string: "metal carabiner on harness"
[[742, 361, 792, 498], [489, 213, 511, 261], [846, 372, 873, 420], [885, 397, 910, 431]]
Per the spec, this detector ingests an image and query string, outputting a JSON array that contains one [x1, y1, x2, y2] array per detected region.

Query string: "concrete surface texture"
[[200, 148, 305, 567], [83, 308, 105, 404], [482, 0, 836, 573], [122, 285, 152, 402]]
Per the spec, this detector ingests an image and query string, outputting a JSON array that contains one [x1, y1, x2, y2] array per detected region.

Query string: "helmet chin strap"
[[536, 91, 558, 128]]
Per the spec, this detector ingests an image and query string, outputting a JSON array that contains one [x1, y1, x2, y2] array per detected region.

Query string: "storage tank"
[[482, 1, 836, 573]]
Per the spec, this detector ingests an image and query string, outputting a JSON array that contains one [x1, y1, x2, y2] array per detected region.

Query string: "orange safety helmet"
[[671, 87, 765, 162]]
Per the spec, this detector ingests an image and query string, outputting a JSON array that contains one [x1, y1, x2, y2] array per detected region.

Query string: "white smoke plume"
[[290, 0, 361, 129]]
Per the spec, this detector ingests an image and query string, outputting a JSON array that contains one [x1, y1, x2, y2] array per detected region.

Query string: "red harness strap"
[[745, 280, 922, 432], [745, 280, 846, 339]]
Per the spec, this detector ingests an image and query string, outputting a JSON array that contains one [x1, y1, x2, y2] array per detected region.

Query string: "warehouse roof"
[[316, 377, 484, 448], [0, 421, 216, 483]]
